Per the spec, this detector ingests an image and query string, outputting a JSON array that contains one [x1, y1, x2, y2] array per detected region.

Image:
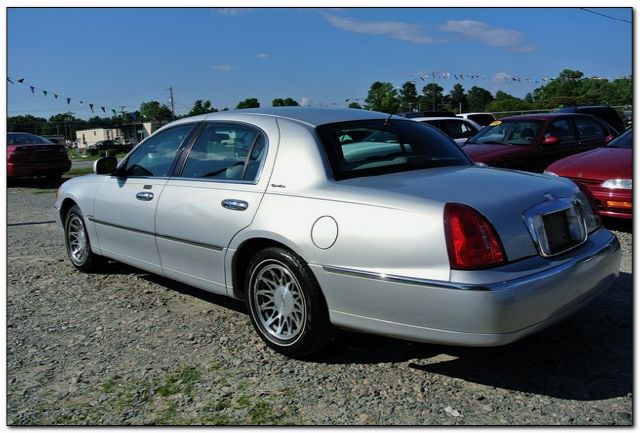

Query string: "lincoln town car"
[[54, 108, 620, 358]]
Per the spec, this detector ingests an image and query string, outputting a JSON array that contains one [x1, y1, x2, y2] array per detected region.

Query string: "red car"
[[7, 132, 72, 182], [545, 128, 632, 219], [463, 113, 617, 172]]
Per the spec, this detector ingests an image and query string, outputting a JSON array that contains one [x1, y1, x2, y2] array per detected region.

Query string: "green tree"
[[467, 86, 494, 112], [188, 100, 217, 116], [140, 101, 173, 121], [486, 91, 533, 112], [398, 81, 418, 112], [418, 83, 446, 111], [364, 82, 400, 113], [348, 102, 362, 109], [236, 98, 260, 109], [447, 84, 469, 114], [272, 98, 300, 107], [8, 114, 48, 134]]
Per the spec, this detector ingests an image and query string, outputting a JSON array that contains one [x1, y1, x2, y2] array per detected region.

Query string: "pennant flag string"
[[7, 76, 134, 117]]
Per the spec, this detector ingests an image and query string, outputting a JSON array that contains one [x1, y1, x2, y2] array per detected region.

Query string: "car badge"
[[544, 193, 555, 201], [577, 172, 583, 178]]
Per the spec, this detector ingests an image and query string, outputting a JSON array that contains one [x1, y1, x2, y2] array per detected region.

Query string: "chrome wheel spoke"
[[252, 261, 307, 343]]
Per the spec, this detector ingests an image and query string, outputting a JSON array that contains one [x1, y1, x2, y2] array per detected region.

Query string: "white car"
[[458, 112, 497, 127], [54, 107, 620, 358], [411, 116, 482, 145]]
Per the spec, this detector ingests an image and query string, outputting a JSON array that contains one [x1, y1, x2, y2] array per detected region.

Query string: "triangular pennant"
[[66, 97, 71, 104], [17, 78, 24, 83], [42, 90, 48, 96], [54, 94, 58, 99], [111, 109, 117, 115], [101, 106, 106, 113], [29, 86, 35, 95], [89, 103, 94, 112]]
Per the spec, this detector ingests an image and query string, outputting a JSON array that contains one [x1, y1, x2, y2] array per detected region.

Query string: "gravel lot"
[[6, 179, 633, 425]]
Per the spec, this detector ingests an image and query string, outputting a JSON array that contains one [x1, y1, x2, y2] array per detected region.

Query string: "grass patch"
[[156, 366, 202, 397], [66, 167, 94, 177]]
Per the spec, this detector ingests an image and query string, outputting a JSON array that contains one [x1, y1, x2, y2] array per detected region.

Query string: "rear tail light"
[[8, 146, 29, 162], [444, 203, 506, 270]]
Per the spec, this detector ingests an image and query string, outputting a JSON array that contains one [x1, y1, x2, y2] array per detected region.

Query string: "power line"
[[579, 8, 632, 24]]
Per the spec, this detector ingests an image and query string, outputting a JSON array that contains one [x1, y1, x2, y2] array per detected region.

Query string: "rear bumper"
[[313, 228, 620, 346], [8, 160, 72, 177]]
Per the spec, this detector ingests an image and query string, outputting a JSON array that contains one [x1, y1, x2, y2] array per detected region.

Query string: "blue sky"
[[7, 7, 633, 119]]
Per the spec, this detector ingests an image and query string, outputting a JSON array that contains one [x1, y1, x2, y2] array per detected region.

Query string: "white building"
[[75, 128, 122, 149]]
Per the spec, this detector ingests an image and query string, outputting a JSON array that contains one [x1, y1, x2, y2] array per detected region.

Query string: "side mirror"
[[93, 156, 118, 175], [543, 136, 560, 146]]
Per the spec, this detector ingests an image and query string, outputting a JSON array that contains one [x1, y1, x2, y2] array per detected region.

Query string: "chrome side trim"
[[89, 217, 224, 251], [321, 265, 489, 291], [322, 233, 619, 292]]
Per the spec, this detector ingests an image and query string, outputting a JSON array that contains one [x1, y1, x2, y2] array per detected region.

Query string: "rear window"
[[468, 120, 544, 145], [8, 133, 52, 145], [316, 119, 471, 180]]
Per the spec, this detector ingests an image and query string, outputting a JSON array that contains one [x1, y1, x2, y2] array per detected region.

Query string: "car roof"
[[168, 107, 396, 128], [412, 117, 470, 122], [499, 113, 599, 121]]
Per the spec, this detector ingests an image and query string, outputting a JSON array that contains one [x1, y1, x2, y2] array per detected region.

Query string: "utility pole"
[[168, 87, 175, 120]]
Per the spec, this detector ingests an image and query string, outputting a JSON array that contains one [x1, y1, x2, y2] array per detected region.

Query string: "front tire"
[[246, 247, 334, 358], [64, 205, 105, 272]]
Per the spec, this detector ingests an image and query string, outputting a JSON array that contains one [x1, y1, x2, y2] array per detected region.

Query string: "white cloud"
[[321, 12, 436, 44], [493, 72, 512, 81], [210, 64, 234, 72], [213, 8, 252, 16], [299, 97, 310, 106], [257, 53, 269, 59], [440, 20, 536, 53]]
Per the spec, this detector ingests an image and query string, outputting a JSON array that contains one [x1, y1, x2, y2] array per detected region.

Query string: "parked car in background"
[[458, 112, 496, 127], [545, 128, 632, 219], [556, 106, 625, 134], [397, 110, 457, 119], [463, 113, 617, 172], [7, 132, 71, 182], [412, 116, 481, 145], [88, 140, 133, 153], [54, 108, 620, 358]]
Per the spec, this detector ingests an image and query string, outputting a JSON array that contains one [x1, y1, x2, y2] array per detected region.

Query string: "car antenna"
[[384, 112, 393, 126]]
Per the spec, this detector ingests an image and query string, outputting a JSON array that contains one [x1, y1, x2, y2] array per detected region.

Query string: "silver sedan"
[[54, 108, 620, 358]]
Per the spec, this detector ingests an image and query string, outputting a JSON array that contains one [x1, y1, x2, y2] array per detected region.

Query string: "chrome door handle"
[[221, 199, 248, 211], [136, 191, 154, 201]]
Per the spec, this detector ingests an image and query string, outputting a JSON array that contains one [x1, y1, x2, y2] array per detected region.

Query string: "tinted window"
[[317, 119, 471, 180], [466, 114, 496, 126], [436, 120, 477, 139], [122, 124, 194, 177], [574, 117, 607, 139], [546, 119, 577, 143], [181, 124, 265, 181], [470, 120, 543, 145], [607, 129, 632, 148]]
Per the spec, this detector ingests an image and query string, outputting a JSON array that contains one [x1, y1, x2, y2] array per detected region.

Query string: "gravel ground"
[[6, 179, 633, 425]]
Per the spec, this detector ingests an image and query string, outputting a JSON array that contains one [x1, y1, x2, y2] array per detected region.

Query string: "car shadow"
[[7, 176, 65, 189], [602, 217, 632, 234], [89, 260, 631, 400], [313, 272, 632, 401]]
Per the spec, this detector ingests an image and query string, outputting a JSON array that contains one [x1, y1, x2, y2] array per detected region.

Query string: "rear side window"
[[316, 119, 470, 180], [574, 117, 607, 139], [180, 123, 266, 182], [546, 119, 577, 143], [8, 133, 51, 145]]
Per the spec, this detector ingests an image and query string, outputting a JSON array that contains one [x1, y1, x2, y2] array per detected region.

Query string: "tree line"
[[361, 69, 631, 114], [7, 69, 631, 140]]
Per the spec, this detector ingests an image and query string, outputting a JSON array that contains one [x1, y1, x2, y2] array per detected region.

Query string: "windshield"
[[467, 120, 544, 145], [316, 119, 471, 180], [607, 128, 632, 148]]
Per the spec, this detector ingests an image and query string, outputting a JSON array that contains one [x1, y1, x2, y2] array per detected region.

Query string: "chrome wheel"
[[67, 214, 89, 265], [252, 261, 307, 343]]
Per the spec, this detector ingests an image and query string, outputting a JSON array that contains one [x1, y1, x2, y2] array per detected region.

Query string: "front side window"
[[181, 123, 266, 182], [545, 119, 577, 143], [317, 119, 471, 180], [468, 120, 544, 145], [122, 124, 194, 177], [438, 120, 476, 139]]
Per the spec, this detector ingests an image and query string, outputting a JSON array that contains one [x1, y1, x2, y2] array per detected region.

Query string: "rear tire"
[[246, 247, 334, 358], [64, 205, 105, 273]]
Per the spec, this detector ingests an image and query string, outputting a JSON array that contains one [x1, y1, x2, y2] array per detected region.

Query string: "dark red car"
[[7, 132, 72, 182], [545, 128, 632, 219], [462, 113, 617, 172]]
